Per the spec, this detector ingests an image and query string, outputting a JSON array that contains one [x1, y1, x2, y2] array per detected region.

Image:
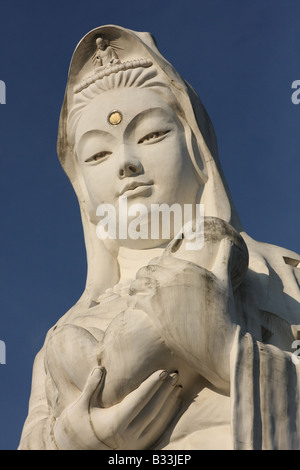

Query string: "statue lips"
[[119, 180, 153, 198]]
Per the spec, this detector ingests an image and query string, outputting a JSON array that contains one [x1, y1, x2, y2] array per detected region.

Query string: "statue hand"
[[128, 238, 238, 393], [53, 367, 182, 450]]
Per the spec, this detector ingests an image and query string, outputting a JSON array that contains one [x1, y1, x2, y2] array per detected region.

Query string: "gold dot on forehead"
[[108, 110, 123, 125]]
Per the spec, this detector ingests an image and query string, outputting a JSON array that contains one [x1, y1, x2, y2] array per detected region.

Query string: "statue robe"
[[19, 235, 300, 450], [231, 235, 300, 449]]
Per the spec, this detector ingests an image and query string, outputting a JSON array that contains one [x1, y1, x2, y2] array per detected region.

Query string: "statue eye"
[[138, 130, 170, 144], [85, 151, 112, 163]]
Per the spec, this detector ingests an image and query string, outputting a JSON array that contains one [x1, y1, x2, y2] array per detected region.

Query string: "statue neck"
[[117, 245, 165, 283]]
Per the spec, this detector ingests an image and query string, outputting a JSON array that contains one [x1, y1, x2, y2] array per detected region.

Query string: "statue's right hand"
[[53, 367, 182, 450]]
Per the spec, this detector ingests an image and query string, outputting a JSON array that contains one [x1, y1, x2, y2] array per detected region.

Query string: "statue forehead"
[[75, 87, 175, 137]]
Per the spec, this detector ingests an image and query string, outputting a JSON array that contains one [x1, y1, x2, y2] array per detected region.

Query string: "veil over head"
[[57, 25, 242, 301]]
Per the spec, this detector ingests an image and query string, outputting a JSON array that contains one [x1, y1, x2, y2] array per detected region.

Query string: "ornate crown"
[[74, 36, 153, 94]]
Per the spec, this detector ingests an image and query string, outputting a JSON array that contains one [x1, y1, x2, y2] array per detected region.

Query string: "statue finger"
[[79, 367, 106, 409], [128, 372, 182, 433], [134, 384, 182, 445], [116, 370, 174, 427]]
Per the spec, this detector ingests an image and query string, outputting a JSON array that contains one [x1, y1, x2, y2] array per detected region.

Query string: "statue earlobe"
[[180, 119, 208, 185]]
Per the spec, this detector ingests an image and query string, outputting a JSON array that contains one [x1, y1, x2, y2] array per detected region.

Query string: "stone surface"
[[19, 25, 300, 450]]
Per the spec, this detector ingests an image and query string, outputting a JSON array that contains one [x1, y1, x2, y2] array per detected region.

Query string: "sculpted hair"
[[67, 65, 181, 148]]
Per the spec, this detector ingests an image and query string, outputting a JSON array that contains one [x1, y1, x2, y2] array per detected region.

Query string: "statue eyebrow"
[[126, 107, 174, 133], [75, 129, 116, 156]]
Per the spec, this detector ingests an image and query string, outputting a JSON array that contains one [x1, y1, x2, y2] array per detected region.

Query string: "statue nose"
[[119, 164, 140, 178], [118, 145, 143, 178]]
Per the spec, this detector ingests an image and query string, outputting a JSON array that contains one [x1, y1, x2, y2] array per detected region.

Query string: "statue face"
[[75, 87, 200, 247], [96, 37, 108, 50]]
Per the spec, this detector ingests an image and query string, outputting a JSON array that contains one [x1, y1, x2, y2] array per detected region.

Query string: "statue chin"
[[98, 308, 198, 408]]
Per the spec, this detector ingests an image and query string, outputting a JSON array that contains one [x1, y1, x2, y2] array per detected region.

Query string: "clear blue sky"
[[0, 0, 299, 449]]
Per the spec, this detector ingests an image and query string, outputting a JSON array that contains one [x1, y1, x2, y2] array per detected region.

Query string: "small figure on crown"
[[92, 36, 121, 68]]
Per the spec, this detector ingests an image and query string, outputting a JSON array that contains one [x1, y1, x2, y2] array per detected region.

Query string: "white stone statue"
[[19, 25, 300, 450]]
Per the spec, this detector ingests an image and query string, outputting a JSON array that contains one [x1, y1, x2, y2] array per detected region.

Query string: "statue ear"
[[186, 122, 232, 224], [180, 115, 241, 231], [181, 120, 207, 185]]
